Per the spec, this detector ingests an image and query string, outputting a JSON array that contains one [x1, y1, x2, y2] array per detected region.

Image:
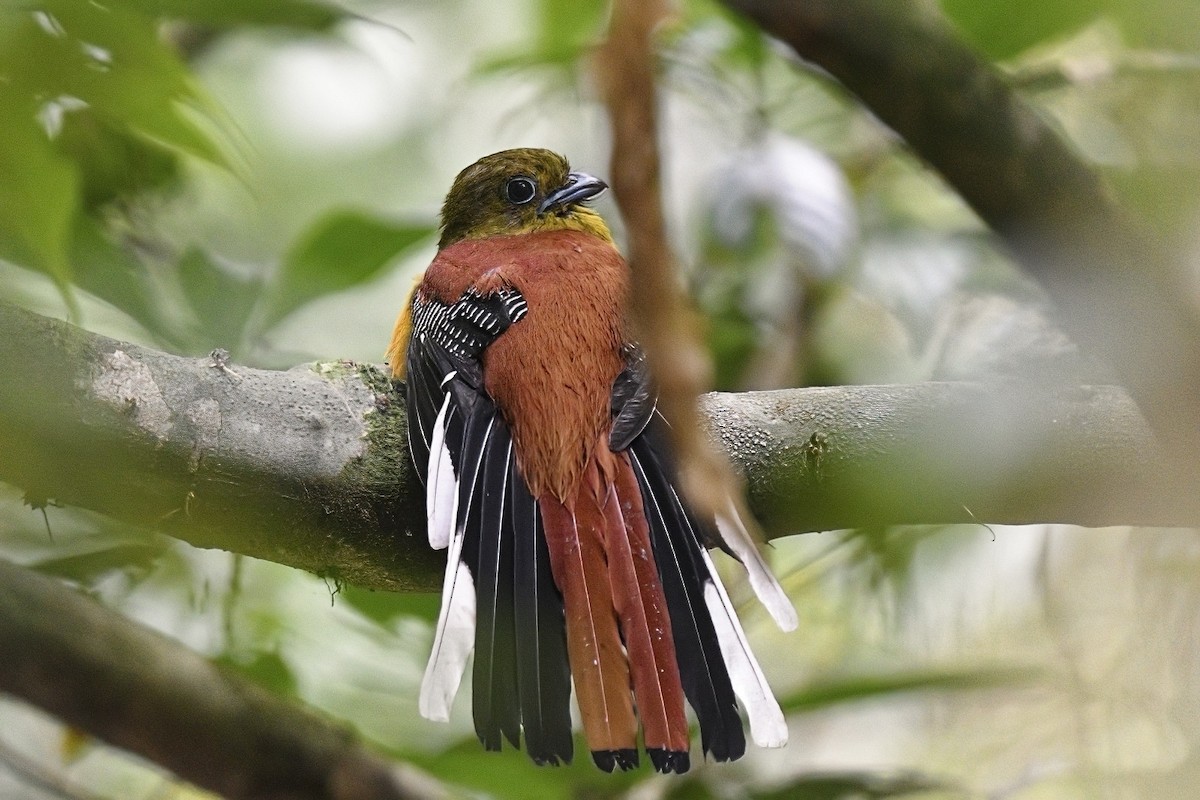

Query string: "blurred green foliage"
[[0, 0, 219, 290], [941, 0, 1101, 59], [0, 0, 433, 358], [0, 0, 1198, 798]]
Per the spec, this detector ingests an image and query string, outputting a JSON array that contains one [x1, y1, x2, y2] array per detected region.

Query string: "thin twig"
[[596, 0, 751, 525]]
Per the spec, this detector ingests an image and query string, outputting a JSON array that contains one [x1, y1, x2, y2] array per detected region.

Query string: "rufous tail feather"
[[540, 463, 640, 772], [605, 451, 690, 773]]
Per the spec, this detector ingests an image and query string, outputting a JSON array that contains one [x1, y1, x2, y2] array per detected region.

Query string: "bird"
[[386, 148, 797, 774]]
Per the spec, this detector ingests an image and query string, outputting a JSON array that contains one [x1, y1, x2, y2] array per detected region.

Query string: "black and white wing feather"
[[408, 283, 572, 766], [406, 288, 528, 482]]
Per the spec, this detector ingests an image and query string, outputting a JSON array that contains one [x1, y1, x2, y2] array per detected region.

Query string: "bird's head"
[[438, 148, 612, 248]]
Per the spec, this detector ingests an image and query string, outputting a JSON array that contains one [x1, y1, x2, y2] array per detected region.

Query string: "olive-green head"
[[438, 148, 612, 249]]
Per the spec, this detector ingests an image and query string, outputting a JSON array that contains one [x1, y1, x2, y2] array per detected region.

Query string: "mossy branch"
[[1, 300, 1194, 598]]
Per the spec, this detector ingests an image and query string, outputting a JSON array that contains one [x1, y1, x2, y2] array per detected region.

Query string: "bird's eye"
[[505, 177, 537, 205]]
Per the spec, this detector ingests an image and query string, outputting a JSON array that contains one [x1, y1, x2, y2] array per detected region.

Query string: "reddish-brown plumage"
[[605, 450, 690, 754], [419, 225, 691, 764], [540, 466, 638, 754], [419, 229, 627, 501]]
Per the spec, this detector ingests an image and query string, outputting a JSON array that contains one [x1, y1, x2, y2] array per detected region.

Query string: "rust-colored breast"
[[422, 230, 628, 501]]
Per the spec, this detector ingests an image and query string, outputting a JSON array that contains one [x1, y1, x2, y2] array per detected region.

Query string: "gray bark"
[[1, 300, 1193, 595]]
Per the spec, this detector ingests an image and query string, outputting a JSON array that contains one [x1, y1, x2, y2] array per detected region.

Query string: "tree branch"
[[1, 300, 1194, 597], [722, 0, 1200, 486], [0, 559, 450, 800], [0, 299, 435, 592]]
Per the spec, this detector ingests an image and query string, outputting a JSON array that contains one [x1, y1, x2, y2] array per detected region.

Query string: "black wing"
[[608, 343, 657, 452], [408, 283, 574, 766], [405, 286, 528, 486]]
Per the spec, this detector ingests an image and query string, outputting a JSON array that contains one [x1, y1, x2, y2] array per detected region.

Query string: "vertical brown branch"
[[596, 0, 746, 521]]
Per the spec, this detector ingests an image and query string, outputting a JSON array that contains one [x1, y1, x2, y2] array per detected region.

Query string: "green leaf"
[[476, 0, 606, 74], [939, 0, 1101, 60], [752, 770, 955, 800], [536, 0, 607, 53], [663, 778, 720, 800], [404, 735, 642, 800], [55, 0, 225, 163], [675, 0, 771, 71], [178, 248, 263, 354], [0, 95, 79, 288], [0, 0, 232, 301], [338, 585, 440, 626], [262, 212, 432, 330], [69, 217, 168, 335], [1, 1, 228, 165], [56, 110, 182, 212], [780, 665, 1040, 714], [125, 0, 344, 30], [1106, 0, 1200, 50]]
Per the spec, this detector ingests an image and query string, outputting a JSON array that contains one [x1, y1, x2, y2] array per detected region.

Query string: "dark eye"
[[505, 177, 536, 205]]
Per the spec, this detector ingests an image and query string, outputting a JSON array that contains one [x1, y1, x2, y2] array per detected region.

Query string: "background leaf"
[[178, 248, 264, 353], [780, 666, 1040, 714], [939, 0, 1102, 59], [126, 0, 345, 30], [751, 771, 955, 800], [0, 100, 79, 288], [261, 212, 432, 331]]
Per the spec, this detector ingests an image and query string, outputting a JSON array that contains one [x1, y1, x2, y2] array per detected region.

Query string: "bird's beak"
[[537, 171, 608, 215]]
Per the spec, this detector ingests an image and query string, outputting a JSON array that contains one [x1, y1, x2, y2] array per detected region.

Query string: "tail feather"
[[715, 500, 798, 632], [628, 444, 746, 763], [426, 390, 457, 549], [540, 470, 639, 768], [511, 460, 574, 765], [462, 413, 520, 750], [417, 388, 481, 722], [418, 505, 475, 721], [633, 439, 790, 751], [405, 344, 443, 480], [606, 453, 690, 772], [417, 374, 790, 771], [423, 399, 577, 761], [698, 549, 789, 748]]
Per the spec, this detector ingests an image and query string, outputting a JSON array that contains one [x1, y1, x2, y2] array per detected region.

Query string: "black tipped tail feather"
[[461, 409, 520, 751], [649, 748, 691, 775], [592, 749, 640, 773], [628, 437, 746, 764], [454, 402, 575, 762], [511, 446, 574, 765]]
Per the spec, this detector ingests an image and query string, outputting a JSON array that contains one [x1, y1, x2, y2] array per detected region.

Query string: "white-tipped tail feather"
[[426, 386, 457, 550], [700, 549, 789, 748], [419, 533, 475, 721], [715, 499, 798, 632]]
